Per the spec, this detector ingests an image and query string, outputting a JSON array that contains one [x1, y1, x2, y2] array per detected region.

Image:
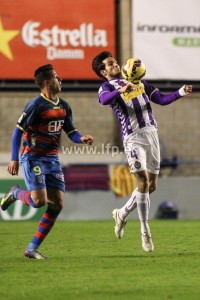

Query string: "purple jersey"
[[17, 93, 76, 156], [98, 79, 182, 140]]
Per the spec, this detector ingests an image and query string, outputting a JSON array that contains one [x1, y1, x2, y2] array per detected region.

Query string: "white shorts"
[[123, 130, 160, 174]]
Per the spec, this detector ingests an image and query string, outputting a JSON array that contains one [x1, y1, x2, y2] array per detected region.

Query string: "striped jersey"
[[98, 78, 182, 141], [17, 93, 75, 156]]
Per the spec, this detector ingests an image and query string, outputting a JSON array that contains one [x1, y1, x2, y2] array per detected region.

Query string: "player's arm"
[[67, 130, 94, 145], [8, 101, 37, 175], [144, 81, 193, 106], [98, 81, 118, 105], [99, 89, 119, 105], [7, 127, 23, 176], [99, 82, 134, 105]]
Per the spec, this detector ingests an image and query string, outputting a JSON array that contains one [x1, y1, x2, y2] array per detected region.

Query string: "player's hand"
[[7, 161, 19, 176], [184, 85, 193, 95], [118, 83, 134, 94], [80, 135, 94, 145]]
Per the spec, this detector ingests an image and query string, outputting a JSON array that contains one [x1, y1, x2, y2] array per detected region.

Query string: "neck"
[[106, 74, 121, 81], [41, 88, 57, 100]]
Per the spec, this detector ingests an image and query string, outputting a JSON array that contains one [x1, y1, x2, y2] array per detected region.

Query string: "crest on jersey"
[[134, 161, 141, 169]]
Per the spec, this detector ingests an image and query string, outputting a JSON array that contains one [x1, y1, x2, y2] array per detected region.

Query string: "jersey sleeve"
[[17, 101, 38, 132], [98, 82, 119, 105], [11, 127, 23, 160], [143, 80, 182, 106], [62, 101, 77, 135], [143, 80, 157, 98]]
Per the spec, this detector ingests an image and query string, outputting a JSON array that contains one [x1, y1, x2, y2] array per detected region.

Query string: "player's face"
[[102, 57, 121, 79], [48, 70, 62, 94]]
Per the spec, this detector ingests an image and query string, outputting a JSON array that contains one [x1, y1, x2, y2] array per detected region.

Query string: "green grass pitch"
[[0, 220, 199, 300]]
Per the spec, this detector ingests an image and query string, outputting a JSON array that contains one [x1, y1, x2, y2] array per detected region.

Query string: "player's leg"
[[25, 188, 64, 259], [134, 170, 150, 228], [138, 130, 160, 252], [117, 187, 138, 220], [1, 187, 47, 210], [133, 170, 154, 252], [0, 160, 47, 210], [24, 161, 65, 259], [112, 185, 137, 239], [112, 142, 148, 239], [148, 172, 158, 194], [112, 167, 153, 251]]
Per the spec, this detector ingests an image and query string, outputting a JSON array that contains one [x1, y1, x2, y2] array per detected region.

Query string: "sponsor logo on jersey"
[[48, 120, 64, 132], [122, 83, 145, 102]]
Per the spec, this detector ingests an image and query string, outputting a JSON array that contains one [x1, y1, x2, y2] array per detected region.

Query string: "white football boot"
[[141, 232, 154, 252], [112, 209, 127, 239]]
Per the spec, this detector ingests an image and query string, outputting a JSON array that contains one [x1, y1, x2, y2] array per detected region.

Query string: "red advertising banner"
[[0, 0, 116, 80]]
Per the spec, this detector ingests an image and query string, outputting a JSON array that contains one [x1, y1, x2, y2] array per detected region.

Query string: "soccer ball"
[[121, 58, 146, 83]]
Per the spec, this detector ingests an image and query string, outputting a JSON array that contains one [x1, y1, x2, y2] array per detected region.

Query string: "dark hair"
[[34, 64, 54, 89], [92, 51, 112, 80]]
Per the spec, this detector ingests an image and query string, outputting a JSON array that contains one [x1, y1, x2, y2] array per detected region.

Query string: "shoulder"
[[142, 80, 157, 95], [99, 81, 111, 89], [59, 98, 72, 111], [23, 95, 43, 111], [98, 80, 117, 93]]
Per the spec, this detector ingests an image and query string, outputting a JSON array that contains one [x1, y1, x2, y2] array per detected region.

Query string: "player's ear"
[[100, 70, 107, 77], [44, 80, 49, 85]]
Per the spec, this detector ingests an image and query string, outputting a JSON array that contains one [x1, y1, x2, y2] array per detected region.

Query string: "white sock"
[[118, 188, 138, 220], [147, 196, 150, 211], [136, 191, 150, 234]]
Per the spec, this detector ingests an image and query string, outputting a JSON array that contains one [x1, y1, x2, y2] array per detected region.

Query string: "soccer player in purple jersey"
[[92, 51, 192, 252], [0, 64, 94, 259]]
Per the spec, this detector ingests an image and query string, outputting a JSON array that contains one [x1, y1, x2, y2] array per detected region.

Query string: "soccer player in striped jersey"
[[92, 51, 192, 252], [0, 64, 94, 259]]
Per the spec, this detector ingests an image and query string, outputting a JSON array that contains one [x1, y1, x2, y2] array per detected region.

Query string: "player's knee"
[[57, 201, 64, 212], [31, 196, 46, 207], [137, 174, 149, 191], [48, 201, 63, 212]]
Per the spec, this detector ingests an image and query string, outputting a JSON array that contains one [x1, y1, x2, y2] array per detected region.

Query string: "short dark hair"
[[34, 64, 54, 89], [92, 51, 112, 80]]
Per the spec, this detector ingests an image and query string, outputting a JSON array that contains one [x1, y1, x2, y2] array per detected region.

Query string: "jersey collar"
[[41, 93, 60, 105]]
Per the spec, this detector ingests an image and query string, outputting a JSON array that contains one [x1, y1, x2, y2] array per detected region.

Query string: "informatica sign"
[[0, 0, 116, 80], [132, 0, 200, 80]]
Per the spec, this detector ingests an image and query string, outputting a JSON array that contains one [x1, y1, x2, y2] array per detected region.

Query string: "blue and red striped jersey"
[[17, 93, 76, 156]]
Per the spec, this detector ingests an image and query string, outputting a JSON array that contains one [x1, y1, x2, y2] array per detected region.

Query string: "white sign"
[[132, 0, 200, 80], [0, 199, 37, 220]]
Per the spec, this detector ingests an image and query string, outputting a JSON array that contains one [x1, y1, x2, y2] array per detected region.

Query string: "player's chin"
[[57, 85, 62, 92], [114, 70, 121, 77]]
